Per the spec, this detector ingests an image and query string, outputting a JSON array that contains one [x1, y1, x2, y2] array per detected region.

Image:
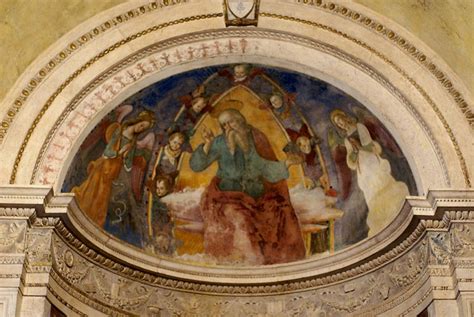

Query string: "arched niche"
[[0, 0, 472, 295]]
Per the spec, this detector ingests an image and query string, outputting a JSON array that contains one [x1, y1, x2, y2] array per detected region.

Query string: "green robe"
[[190, 133, 289, 199]]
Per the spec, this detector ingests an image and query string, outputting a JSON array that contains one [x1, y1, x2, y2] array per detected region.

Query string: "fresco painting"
[[63, 64, 416, 266]]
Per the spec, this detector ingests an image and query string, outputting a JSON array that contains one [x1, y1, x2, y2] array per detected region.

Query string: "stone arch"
[[0, 1, 473, 316]]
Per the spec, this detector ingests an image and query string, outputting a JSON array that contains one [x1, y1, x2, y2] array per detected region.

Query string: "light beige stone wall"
[[355, 0, 474, 93], [0, 0, 472, 104], [0, 0, 127, 101]]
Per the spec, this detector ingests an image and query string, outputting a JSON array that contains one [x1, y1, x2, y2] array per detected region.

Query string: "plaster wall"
[[0, 0, 472, 103]]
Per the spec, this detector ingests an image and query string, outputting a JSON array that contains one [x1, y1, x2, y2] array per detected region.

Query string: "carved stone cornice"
[[0, 208, 35, 218], [59, 190, 474, 287], [0, 186, 472, 315], [1, 186, 473, 287], [50, 232, 431, 315], [0, 186, 471, 286], [0, 186, 53, 207]]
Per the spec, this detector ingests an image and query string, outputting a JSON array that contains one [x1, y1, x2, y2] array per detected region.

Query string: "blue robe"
[[190, 133, 289, 199]]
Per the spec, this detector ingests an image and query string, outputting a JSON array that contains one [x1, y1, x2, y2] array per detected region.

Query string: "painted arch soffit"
[[0, 0, 472, 283], [35, 29, 446, 192]]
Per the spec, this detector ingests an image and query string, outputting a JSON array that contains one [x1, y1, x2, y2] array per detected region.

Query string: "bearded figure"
[[190, 108, 305, 265]]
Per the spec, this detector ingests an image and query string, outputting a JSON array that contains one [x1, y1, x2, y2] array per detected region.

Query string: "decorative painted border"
[[29, 29, 450, 188], [8, 18, 468, 188]]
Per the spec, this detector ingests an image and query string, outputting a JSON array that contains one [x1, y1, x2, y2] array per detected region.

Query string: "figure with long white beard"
[[190, 108, 305, 265]]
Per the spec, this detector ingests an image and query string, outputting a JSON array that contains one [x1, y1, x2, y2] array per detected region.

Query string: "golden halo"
[[330, 109, 355, 127], [210, 99, 244, 118]]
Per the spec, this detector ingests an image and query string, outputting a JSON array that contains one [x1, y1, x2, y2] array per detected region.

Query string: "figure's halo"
[[330, 109, 355, 127], [210, 99, 244, 118]]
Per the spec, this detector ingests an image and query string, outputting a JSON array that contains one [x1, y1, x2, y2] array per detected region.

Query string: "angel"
[[156, 131, 187, 176], [144, 131, 187, 242], [260, 93, 302, 130], [284, 124, 327, 190], [168, 94, 210, 138], [72, 108, 156, 228], [328, 109, 409, 236], [145, 173, 176, 253], [217, 64, 264, 86]]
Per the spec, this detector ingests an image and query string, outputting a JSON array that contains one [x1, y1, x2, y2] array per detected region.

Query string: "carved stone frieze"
[[0, 255, 24, 264], [427, 232, 451, 265], [389, 240, 429, 288], [24, 228, 53, 272], [453, 259, 474, 269], [50, 229, 432, 316], [451, 223, 474, 257], [0, 220, 26, 254], [0, 188, 471, 315], [0, 207, 35, 218], [32, 217, 60, 228]]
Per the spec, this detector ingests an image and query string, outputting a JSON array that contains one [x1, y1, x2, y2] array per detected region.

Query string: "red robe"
[[200, 128, 305, 265]]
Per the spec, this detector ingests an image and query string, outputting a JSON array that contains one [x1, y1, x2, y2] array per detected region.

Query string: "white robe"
[[344, 123, 409, 236]]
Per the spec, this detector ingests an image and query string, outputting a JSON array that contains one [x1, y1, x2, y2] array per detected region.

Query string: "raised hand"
[[202, 126, 215, 154], [202, 126, 215, 144]]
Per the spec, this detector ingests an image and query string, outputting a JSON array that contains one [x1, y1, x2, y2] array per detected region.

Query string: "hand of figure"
[[304, 177, 315, 190], [202, 126, 215, 144], [202, 126, 214, 154], [285, 153, 303, 167], [319, 174, 329, 190], [348, 137, 361, 150], [118, 143, 132, 156]]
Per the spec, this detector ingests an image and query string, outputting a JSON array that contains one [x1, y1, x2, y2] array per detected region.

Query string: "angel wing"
[[217, 69, 233, 80], [115, 104, 133, 123], [105, 122, 121, 143], [79, 118, 111, 150], [328, 128, 352, 200], [248, 67, 264, 79]]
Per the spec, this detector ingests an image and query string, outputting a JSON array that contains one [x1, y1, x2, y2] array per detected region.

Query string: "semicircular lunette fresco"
[[63, 64, 417, 266]]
